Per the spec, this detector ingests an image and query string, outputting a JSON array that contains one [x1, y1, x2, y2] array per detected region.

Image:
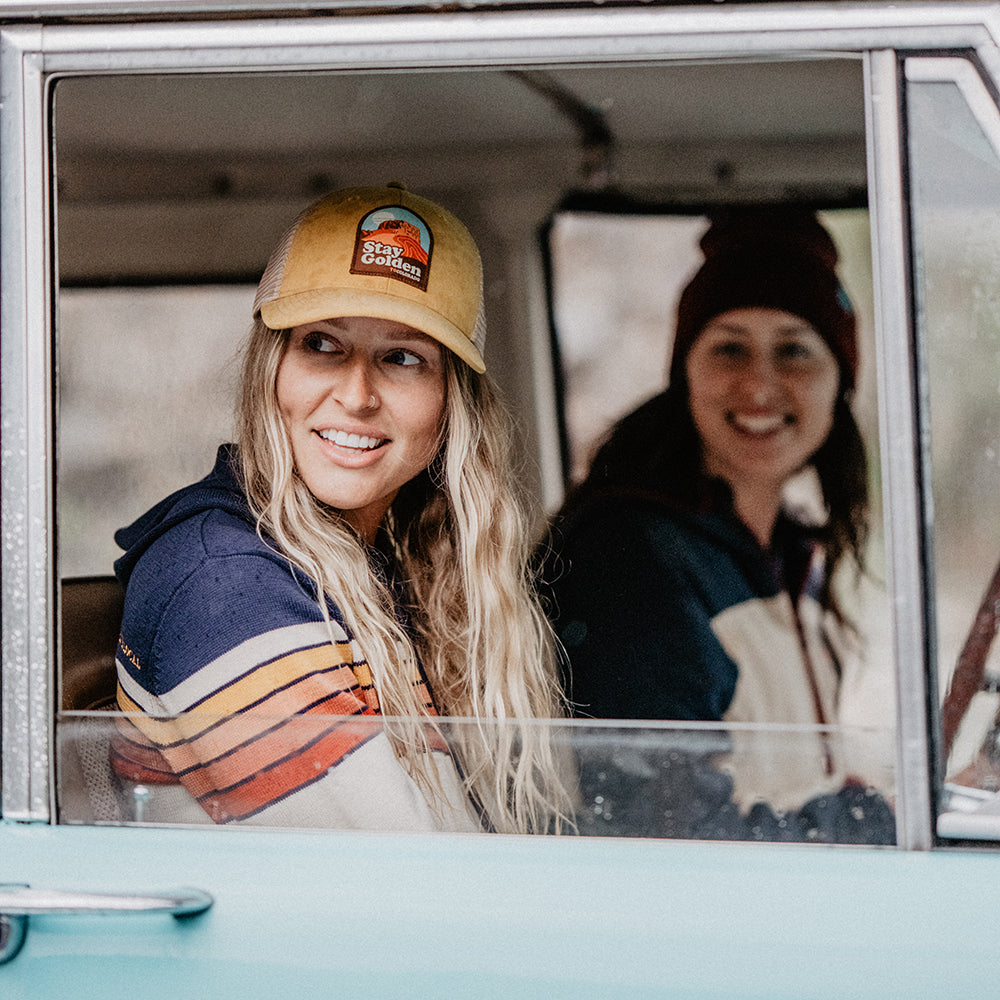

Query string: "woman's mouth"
[[729, 413, 792, 435], [317, 428, 387, 451]]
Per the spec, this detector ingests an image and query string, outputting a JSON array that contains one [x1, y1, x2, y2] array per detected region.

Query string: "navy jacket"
[[539, 488, 895, 843]]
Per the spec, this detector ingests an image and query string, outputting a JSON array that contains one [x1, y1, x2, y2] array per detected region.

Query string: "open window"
[[49, 54, 899, 844], [0, 0, 988, 856], [904, 57, 1000, 842]]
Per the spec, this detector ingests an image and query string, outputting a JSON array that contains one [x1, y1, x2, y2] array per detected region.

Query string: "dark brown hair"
[[564, 372, 869, 624]]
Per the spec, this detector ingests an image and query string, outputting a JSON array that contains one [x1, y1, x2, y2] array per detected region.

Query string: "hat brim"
[[260, 287, 486, 374]]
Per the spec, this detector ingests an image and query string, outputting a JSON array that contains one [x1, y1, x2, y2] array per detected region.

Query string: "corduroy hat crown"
[[253, 185, 486, 373]]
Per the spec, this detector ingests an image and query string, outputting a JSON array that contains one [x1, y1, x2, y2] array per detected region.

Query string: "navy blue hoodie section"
[[114, 445, 339, 695]]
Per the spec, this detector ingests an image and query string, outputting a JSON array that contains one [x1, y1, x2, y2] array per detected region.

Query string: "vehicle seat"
[[60, 575, 124, 711]]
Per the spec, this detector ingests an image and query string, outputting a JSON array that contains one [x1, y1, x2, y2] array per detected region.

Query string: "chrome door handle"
[[0, 885, 213, 916], [0, 884, 213, 964]]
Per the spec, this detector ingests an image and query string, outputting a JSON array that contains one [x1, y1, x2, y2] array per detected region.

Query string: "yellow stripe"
[[117, 643, 364, 745], [116, 683, 142, 713], [192, 641, 358, 715]]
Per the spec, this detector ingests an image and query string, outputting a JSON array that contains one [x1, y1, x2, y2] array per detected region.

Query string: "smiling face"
[[276, 316, 447, 542], [684, 307, 840, 499]]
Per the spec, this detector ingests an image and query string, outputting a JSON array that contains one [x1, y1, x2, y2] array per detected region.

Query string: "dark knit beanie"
[[670, 208, 858, 390]]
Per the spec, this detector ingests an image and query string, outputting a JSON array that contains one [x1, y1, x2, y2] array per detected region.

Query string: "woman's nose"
[[336, 359, 379, 412], [740, 355, 779, 404]]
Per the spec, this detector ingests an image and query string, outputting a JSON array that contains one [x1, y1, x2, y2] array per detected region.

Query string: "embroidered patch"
[[351, 204, 432, 291]]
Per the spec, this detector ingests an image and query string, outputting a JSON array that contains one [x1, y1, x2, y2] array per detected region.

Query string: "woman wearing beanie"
[[539, 208, 894, 842], [111, 186, 574, 835]]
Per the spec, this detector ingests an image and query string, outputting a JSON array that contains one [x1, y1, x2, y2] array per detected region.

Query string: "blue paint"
[[1, 822, 996, 998]]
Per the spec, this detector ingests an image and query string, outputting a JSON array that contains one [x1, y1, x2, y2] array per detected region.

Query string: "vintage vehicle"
[[3, 0, 1000, 995]]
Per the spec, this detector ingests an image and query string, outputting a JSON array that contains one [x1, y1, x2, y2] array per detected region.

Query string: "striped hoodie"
[[112, 445, 477, 832]]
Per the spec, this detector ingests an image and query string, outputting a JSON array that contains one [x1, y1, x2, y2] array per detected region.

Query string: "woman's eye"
[[776, 340, 813, 361], [303, 331, 338, 354], [384, 348, 423, 367], [711, 340, 747, 360]]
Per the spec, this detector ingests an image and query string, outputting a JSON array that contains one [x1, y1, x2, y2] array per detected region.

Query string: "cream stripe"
[[118, 619, 359, 712], [117, 647, 367, 745], [117, 662, 168, 715]]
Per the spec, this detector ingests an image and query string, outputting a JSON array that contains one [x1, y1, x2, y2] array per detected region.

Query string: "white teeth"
[[733, 414, 785, 434], [319, 429, 384, 450]]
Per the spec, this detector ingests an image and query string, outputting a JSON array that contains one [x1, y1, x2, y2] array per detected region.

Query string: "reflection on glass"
[[907, 64, 1000, 838], [57, 713, 896, 844]]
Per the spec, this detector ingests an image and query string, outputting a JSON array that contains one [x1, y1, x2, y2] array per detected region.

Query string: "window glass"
[[56, 712, 896, 843], [906, 60, 1000, 839]]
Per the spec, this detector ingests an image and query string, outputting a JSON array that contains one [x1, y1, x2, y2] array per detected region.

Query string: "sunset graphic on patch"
[[362, 219, 428, 264], [351, 205, 433, 290]]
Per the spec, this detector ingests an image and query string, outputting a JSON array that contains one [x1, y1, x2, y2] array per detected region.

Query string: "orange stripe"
[[113, 649, 441, 822], [119, 643, 363, 742], [120, 660, 377, 749], [135, 665, 373, 753], [109, 739, 177, 785], [201, 721, 452, 822], [162, 699, 376, 793], [177, 681, 373, 768], [196, 723, 377, 821]]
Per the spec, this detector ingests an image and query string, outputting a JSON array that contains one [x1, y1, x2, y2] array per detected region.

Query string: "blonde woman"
[[112, 185, 572, 834]]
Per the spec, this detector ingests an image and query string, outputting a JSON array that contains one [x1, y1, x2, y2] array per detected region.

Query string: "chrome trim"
[[0, 883, 212, 964], [0, 0, 994, 16], [10, 8, 1000, 74], [907, 56, 1000, 158], [1, 1, 999, 840], [1, 26, 54, 823], [0, 1, 996, 45], [0, 910, 27, 965], [0, 884, 214, 916], [905, 55, 1000, 843], [865, 49, 935, 850]]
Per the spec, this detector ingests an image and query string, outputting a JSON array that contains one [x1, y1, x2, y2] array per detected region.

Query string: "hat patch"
[[351, 205, 432, 291]]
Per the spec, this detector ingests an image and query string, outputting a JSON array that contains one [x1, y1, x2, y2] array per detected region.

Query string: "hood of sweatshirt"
[[113, 444, 249, 589]]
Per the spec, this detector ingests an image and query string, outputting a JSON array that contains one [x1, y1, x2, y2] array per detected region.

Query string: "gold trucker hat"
[[253, 185, 486, 373]]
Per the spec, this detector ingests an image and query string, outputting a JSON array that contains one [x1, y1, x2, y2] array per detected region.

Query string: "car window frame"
[[4, 2, 1000, 848]]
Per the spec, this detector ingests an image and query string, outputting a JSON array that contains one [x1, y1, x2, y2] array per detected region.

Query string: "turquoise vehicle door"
[[4, 4, 1000, 997], [3, 806, 1000, 999]]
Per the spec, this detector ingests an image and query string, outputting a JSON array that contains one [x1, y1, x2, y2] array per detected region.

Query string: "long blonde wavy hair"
[[237, 317, 575, 834]]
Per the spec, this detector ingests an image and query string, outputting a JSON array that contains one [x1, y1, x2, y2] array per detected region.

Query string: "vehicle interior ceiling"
[[53, 56, 869, 709]]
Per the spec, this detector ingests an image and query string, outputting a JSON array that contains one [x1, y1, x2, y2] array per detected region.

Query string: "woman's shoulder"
[[113, 452, 343, 683], [117, 508, 347, 696], [137, 502, 324, 605], [114, 444, 255, 574], [114, 446, 306, 598], [125, 503, 282, 593]]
